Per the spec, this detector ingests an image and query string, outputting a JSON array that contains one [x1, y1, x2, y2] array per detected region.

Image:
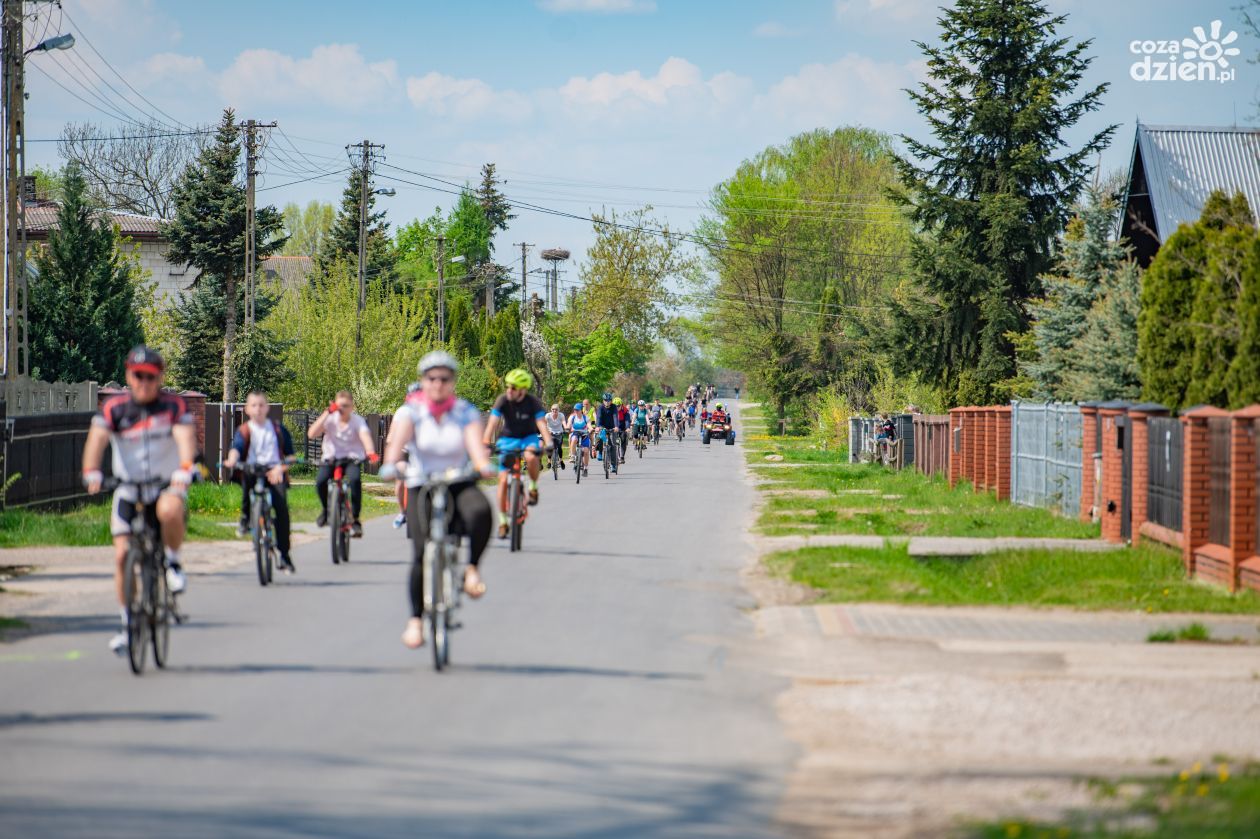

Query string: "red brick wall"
[[948, 409, 963, 488], [1100, 409, 1125, 544], [964, 408, 978, 490], [994, 407, 1012, 501], [1080, 407, 1098, 522], [181, 391, 207, 458], [1227, 414, 1257, 591], [1128, 410, 1160, 545]]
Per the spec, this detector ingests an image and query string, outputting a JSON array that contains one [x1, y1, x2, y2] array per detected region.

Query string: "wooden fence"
[[911, 415, 949, 477]]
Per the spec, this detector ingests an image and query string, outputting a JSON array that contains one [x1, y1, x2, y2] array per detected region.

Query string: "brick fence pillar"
[[994, 406, 1012, 501], [1228, 409, 1259, 591], [1099, 406, 1126, 544], [1181, 408, 1227, 576], [1080, 404, 1099, 522], [1127, 403, 1168, 546], [967, 408, 981, 491], [982, 408, 996, 492], [180, 391, 208, 459], [948, 409, 963, 488], [961, 408, 974, 489]]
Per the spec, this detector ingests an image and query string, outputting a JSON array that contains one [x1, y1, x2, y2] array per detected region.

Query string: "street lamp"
[[373, 187, 395, 198], [25, 33, 74, 56]]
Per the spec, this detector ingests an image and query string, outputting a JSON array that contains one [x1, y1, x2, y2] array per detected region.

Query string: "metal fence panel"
[[912, 415, 950, 477], [2, 411, 101, 510], [1208, 417, 1231, 546], [1147, 417, 1183, 531], [847, 415, 912, 467], [1010, 402, 1081, 518]]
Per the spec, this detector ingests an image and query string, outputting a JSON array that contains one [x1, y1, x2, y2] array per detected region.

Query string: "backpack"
[[239, 419, 285, 460]]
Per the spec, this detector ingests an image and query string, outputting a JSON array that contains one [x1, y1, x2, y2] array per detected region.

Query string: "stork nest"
[[541, 248, 571, 262]]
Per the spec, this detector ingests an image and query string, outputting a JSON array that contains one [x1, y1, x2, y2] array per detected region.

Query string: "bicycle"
[[326, 457, 360, 565], [570, 435, 586, 485], [498, 447, 530, 552], [241, 463, 281, 586], [102, 477, 185, 676], [549, 437, 564, 481], [599, 427, 618, 479], [634, 427, 647, 458], [652, 420, 661, 445], [676, 417, 685, 442]]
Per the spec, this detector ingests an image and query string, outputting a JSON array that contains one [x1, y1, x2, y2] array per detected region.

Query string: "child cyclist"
[[222, 390, 296, 572]]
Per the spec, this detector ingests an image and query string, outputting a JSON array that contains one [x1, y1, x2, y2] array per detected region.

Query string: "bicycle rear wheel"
[[426, 542, 447, 670], [508, 480, 523, 552], [552, 448, 560, 480], [124, 549, 149, 675], [152, 565, 171, 669], [341, 495, 353, 562], [329, 485, 342, 564], [253, 497, 269, 586]]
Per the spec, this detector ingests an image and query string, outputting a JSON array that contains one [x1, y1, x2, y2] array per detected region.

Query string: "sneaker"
[[280, 555, 296, 573], [109, 631, 128, 655], [497, 523, 509, 539], [584, 467, 590, 477], [393, 513, 407, 529], [351, 521, 364, 538], [166, 563, 186, 594], [236, 518, 249, 538], [316, 511, 328, 527], [528, 488, 539, 506], [560, 460, 566, 470]]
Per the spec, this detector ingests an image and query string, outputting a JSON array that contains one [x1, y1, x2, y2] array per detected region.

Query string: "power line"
[[27, 128, 215, 143]]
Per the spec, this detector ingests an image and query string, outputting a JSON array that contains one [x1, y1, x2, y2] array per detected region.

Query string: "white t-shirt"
[[544, 411, 566, 435], [402, 398, 482, 487], [246, 420, 281, 466], [321, 412, 370, 461]]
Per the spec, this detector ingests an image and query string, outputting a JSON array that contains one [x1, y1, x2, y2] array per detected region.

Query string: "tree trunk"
[[776, 400, 786, 436], [222, 273, 237, 402]]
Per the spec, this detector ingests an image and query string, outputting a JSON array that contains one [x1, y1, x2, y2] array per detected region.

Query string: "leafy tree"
[[281, 200, 335, 257], [31, 164, 65, 203], [1023, 186, 1129, 399], [27, 162, 143, 383], [446, 190, 493, 271], [546, 322, 632, 406], [891, 0, 1114, 402], [476, 163, 515, 233], [164, 109, 284, 400], [168, 278, 283, 397], [482, 303, 524, 375], [395, 209, 445, 264], [321, 168, 393, 284], [444, 293, 481, 359], [1060, 260, 1142, 401]]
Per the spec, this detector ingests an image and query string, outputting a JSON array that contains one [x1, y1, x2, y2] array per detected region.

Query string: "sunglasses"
[[425, 374, 453, 384], [131, 371, 159, 382]]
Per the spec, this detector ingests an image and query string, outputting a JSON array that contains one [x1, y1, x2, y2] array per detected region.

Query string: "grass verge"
[[970, 760, 1260, 838], [1147, 622, 1216, 643], [770, 541, 1260, 613], [0, 483, 394, 549]]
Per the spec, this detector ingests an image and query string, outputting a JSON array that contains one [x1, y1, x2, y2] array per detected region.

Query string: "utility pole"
[[514, 241, 532, 316], [435, 235, 446, 343], [346, 139, 384, 351], [484, 263, 495, 319], [240, 120, 275, 328], [2, 0, 22, 382]]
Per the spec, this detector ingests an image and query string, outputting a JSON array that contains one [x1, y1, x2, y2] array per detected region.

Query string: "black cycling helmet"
[[125, 345, 165, 375]]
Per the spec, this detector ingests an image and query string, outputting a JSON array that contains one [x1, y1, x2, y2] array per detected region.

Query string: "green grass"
[[1147, 622, 1214, 643], [0, 616, 27, 631], [970, 760, 1260, 838], [0, 483, 393, 549], [770, 541, 1260, 613]]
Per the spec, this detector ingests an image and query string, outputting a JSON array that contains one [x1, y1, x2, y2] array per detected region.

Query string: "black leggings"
[[407, 482, 492, 618], [239, 478, 291, 558], [316, 462, 362, 519]]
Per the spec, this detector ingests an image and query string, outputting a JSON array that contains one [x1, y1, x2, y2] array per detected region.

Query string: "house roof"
[[1129, 124, 1260, 241], [22, 200, 165, 241], [259, 255, 314, 289]]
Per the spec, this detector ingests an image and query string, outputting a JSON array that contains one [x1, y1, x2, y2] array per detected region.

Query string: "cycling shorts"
[[110, 487, 185, 537], [569, 430, 591, 447], [497, 434, 542, 471]]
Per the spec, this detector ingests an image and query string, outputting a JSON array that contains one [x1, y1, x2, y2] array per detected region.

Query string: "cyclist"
[[544, 404, 567, 471], [633, 399, 650, 447], [484, 368, 552, 538], [648, 400, 663, 440], [222, 390, 296, 573], [567, 402, 591, 475], [309, 391, 379, 537], [687, 399, 697, 426], [595, 391, 618, 474], [383, 352, 494, 649], [81, 346, 197, 655], [388, 381, 423, 529], [614, 397, 630, 460]]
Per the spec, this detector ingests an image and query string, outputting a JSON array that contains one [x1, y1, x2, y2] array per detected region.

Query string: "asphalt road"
[[0, 401, 794, 838]]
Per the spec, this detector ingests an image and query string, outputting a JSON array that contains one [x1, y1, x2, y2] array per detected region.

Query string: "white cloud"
[[753, 21, 800, 38], [406, 73, 533, 121], [538, 0, 656, 12], [757, 54, 925, 132], [558, 57, 752, 112], [218, 44, 398, 110], [835, 0, 943, 24], [140, 52, 208, 82]]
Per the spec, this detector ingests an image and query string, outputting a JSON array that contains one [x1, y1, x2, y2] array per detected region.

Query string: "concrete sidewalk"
[[757, 533, 1123, 556]]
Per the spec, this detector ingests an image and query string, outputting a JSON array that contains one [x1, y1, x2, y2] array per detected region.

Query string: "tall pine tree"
[[321, 168, 393, 284], [476, 163, 515, 233], [164, 109, 284, 400], [891, 0, 1114, 403], [27, 162, 143, 383]]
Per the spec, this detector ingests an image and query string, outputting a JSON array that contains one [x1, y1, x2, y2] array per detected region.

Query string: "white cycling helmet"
[[418, 350, 459, 376], [638, 399, 646, 406]]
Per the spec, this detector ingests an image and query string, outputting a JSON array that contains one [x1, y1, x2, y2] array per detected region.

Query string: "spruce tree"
[[1061, 260, 1142, 401], [27, 162, 143, 383], [321, 168, 393, 283], [164, 109, 284, 400], [476, 163, 515, 233], [1223, 236, 1260, 407], [891, 0, 1114, 402]]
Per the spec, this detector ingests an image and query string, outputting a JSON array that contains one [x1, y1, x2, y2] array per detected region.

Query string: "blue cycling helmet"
[[601, 392, 612, 402], [573, 402, 582, 411]]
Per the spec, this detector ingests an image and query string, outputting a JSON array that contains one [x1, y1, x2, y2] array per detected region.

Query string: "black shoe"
[[560, 460, 566, 470], [316, 511, 328, 528], [281, 555, 296, 573], [351, 521, 363, 538]]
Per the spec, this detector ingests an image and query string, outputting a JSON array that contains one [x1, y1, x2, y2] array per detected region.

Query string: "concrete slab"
[[908, 537, 1124, 558]]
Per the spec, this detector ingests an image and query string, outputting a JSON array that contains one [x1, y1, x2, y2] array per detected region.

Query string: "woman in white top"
[[383, 351, 494, 649]]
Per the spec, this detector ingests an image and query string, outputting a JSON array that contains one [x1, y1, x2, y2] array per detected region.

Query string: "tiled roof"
[[259, 255, 315, 289], [1132, 125, 1260, 240], [22, 201, 165, 239]]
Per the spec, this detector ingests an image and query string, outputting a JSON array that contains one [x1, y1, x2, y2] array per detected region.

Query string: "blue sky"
[[23, 0, 1259, 284]]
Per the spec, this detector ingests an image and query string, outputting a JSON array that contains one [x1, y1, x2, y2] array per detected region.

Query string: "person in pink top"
[[307, 390, 379, 536]]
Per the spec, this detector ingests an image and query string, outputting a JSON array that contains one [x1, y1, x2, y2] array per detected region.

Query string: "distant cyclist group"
[[83, 344, 731, 665]]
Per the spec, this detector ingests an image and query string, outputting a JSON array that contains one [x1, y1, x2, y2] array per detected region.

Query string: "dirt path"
[[735, 407, 1260, 838]]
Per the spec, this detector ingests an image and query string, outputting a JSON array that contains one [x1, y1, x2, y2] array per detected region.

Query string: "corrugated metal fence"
[[912, 415, 950, 477], [1, 409, 101, 510], [1010, 402, 1082, 518]]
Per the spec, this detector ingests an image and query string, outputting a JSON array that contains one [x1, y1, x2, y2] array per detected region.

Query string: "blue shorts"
[[570, 430, 591, 447], [498, 435, 542, 471]]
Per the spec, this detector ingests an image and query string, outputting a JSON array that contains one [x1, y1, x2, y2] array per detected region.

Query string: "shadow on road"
[[0, 711, 212, 729], [463, 662, 703, 681], [172, 662, 407, 676]]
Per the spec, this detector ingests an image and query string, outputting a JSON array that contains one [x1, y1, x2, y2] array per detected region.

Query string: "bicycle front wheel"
[[341, 495, 353, 562], [124, 549, 149, 675], [329, 485, 342, 564], [152, 563, 171, 669], [253, 498, 269, 586], [426, 542, 447, 671], [508, 480, 523, 552]]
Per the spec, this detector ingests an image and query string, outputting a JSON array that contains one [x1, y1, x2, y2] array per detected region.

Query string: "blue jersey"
[[634, 407, 648, 425]]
